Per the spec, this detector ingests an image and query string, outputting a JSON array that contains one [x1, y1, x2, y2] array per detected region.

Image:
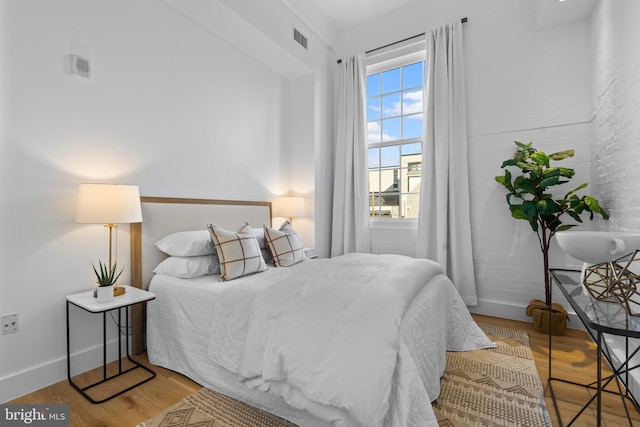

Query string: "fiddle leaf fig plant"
[[495, 141, 609, 306], [92, 260, 123, 287]]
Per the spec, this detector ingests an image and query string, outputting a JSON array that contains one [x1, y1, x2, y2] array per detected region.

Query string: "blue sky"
[[367, 62, 424, 168]]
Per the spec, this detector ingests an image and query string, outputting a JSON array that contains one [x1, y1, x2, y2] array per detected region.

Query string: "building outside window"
[[367, 49, 425, 219]]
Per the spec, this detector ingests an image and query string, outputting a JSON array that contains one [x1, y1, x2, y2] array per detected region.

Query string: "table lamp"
[[76, 184, 143, 295], [276, 196, 305, 224]]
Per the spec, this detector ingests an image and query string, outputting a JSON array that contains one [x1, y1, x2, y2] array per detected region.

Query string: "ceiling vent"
[[293, 28, 308, 50]]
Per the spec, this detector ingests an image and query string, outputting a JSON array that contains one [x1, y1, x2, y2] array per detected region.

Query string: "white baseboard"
[[0, 336, 128, 403], [469, 299, 584, 330]]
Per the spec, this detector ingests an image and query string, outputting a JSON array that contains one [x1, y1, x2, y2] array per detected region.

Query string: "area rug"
[[138, 324, 550, 427], [433, 323, 552, 426], [136, 387, 294, 427]]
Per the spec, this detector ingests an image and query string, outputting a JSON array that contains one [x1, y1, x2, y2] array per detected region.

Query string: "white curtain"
[[415, 22, 477, 305], [331, 54, 371, 257]]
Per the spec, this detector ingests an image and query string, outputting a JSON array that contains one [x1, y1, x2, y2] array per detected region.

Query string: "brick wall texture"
[[591, 1, 640, 232]]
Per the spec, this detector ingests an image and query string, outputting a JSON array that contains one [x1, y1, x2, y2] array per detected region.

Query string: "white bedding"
[[147, 254, 494, 427]]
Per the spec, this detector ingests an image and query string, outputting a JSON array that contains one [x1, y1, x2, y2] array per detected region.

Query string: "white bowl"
[[555, 231, 640, 264]]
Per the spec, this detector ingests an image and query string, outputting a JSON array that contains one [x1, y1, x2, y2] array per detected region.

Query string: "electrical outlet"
[[2, 313, 18, 335]]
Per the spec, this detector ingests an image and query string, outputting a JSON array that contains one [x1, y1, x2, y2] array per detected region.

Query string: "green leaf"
[[515, 177, 537, 194], [537, 198, 561, 215], [568, 210, 583, 223], [509, 204, 530, 220], [495, 170, 513, 191], [516, 161, 537, 172], [584, 196, 609, 219], [92, 260, 124, 286], [514, 141, 530, 149], [531, 151, 550, 167], [540, 173, 560, 189], [567, 182, 588, 195], [548, 150, 574, 161], [522, 201, 537, 218], [541, 167, 561, 177], [558, 167, 576, 178], [500, 158, 519, 168]]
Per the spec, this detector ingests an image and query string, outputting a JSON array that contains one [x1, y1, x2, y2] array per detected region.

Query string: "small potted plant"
[[495, 141, 608, 334], [93, 260, 123, 303]]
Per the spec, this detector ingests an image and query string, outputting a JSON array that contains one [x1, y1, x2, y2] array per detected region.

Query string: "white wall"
[[336, 0, 594, 320], [208, 0, 334, 252], [0, 0, 332, 402]]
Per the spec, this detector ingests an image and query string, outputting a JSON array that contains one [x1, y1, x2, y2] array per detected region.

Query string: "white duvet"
[[204, 253, 494, 427]]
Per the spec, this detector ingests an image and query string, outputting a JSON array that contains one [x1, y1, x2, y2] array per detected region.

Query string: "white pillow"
[[250, 227, 273, 264], [153, 255, 219, 279], [264, 220, 305, 267], [155, 230, 215, 256], [207, 222, 267, 281], [249, 227, 264, 248]]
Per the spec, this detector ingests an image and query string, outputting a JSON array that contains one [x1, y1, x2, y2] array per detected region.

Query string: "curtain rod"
[[337, 17, 467, 64]]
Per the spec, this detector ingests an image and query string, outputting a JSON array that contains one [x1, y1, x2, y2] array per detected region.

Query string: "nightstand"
[[304, 248, 318, 259], [66, 285, 156, 404]]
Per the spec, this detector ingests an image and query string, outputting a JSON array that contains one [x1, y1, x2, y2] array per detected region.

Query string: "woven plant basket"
[[526, 299, 568, 335]]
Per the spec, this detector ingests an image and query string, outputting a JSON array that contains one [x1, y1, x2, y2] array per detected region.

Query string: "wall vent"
[[293, 28, 308, 49]]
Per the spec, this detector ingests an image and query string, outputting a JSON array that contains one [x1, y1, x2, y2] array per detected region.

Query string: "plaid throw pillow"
[[207, 222, 267, 281], [264, 220, 305, 267]]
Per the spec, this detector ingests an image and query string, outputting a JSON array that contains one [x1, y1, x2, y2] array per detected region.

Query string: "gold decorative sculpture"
[[582, 251, 640, 316]]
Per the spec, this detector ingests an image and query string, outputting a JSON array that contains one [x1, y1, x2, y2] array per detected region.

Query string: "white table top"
[[66, 285, 155, 313]]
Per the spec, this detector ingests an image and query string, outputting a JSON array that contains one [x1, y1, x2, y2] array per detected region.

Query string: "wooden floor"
[[8, 314, 640, 426], [474, 313, 640, 427]]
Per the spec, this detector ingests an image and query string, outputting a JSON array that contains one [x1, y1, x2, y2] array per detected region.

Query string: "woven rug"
[[434, 323, 552, 426], [138, 324, 550, 427]]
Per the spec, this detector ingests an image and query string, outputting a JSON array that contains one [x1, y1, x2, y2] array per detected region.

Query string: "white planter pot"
[[96, 285, 114, 303]]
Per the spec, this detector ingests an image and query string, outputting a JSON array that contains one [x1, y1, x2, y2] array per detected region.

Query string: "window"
[[367, 56, 425, 219]]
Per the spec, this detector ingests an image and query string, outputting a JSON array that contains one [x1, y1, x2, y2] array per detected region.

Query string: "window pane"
[[381, 93, 401, 118], [369, 192, 385, 217], [368, 170, 381, 192], [403, 62, 424, 89], [402, 142, 422, 156], [382, 68, 401, 94], [404, 192, 420, 219], [379, 168, 397, 192], [407, 175, 421, 193], [381, 145, 400, 167], [368, 147, 380, 168], [380, 193, 400, 218], [367, 97, 381, 121], [402, 114, 423, 139], [402, 89, 423, 115], [367, 74, 380, 97], [381, 118, 400, 141], [367, 121, 382, 144]]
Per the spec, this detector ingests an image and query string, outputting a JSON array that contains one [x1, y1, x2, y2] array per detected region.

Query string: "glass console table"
[[549, 268, 640, 426]]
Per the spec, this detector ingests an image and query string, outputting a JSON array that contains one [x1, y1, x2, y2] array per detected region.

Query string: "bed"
[[130, 197, 494, 427]]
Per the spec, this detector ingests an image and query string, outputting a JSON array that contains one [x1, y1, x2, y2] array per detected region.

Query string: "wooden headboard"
[[129, 196, 272, 354]]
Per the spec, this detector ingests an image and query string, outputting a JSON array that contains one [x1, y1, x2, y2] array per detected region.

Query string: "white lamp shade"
[[76, 184, 143, 224], [276, 196, 305, 219]]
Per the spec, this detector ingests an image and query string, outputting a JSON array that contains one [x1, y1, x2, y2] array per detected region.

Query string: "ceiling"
[[535, 0, 596, 29], [306, 0, 597, 33], [308, 0, 419, 32]]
